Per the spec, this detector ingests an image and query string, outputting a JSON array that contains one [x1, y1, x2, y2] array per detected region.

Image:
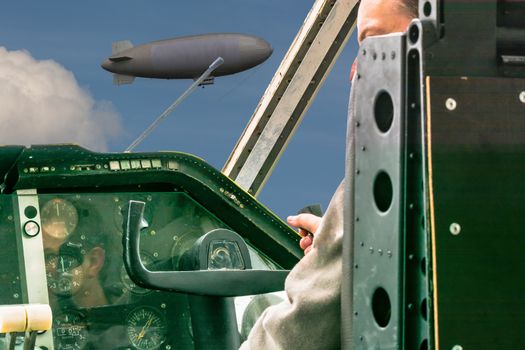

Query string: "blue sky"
[[0, 1, 359, 219]]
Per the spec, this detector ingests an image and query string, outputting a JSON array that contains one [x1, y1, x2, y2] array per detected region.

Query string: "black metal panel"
[[427, 76, 525, 349], [352, 34, 405, 349], [424, 0, 500, 77], [419, 0, 525, 78]]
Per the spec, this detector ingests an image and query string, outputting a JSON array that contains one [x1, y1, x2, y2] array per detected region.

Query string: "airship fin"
[[113, 74, 135, 85], [112, 40, 133, 54]]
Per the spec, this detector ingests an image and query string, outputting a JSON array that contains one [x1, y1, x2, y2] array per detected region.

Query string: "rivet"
[[378, 249, 383, 256], [408, 254, 414, 260], [391, 51, 396, 59], [452, 346, 463, 350], [362, 49, 367, 56], [360, 242, 364, 247], [446, 98, 457, 111], [450, 223, 461, 235], [520, 91, 525, 103], [387, 250, 392, 258], [369, 247, 374, 254]]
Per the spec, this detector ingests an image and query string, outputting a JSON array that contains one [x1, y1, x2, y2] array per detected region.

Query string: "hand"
[[287, 214, 322, 255]]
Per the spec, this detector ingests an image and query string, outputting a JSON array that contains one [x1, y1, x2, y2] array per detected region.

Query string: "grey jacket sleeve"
[[240, 181, 345, 350]]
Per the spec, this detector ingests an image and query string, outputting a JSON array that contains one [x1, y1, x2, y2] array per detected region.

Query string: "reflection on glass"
[[34, 191, 278, 350]]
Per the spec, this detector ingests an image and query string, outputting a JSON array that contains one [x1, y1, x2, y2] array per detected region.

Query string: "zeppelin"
[[101, 33, 273, 85]]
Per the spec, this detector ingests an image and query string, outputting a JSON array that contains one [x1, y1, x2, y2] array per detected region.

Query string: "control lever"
[[123, 200, 290, 297], [0, 304, 52, 350]]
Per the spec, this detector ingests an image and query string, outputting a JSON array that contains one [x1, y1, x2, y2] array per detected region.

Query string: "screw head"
[[450, 223, 461, 235], [520, 91, 525, 103], [446, 98, 457, 111]]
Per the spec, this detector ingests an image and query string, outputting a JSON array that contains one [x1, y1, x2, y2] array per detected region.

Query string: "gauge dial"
[[121, 252, 155, 295], [53, 311, 88, 350], [46, 254, 84, 296], [126, 306, 167, 350], [41, 198, 78, 239]]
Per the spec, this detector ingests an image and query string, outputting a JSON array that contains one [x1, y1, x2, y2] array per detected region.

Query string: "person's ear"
[[84, 247, 105, 278]]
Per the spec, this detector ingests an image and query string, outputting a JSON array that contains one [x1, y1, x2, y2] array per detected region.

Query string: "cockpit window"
[[3, 191, 278, 350]]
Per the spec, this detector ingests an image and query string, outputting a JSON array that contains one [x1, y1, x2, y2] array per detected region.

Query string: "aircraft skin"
[[101, 33, 273, 83]]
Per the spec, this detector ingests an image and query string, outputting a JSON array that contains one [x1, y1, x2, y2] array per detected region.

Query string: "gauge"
[[41, 198, 78, 239], [46, 254, 84, 296], [53, 311, 88, 350], [126, 306, 167, 350], [121, 252, 155, 295]]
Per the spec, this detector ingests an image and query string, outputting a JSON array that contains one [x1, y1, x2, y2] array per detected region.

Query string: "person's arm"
[[240, 181, 344, 350]]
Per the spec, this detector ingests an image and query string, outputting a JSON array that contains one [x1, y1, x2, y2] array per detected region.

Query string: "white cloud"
[[0, 47, 122, 151]]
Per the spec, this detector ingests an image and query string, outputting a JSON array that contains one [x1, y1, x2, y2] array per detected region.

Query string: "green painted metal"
[[0, 195, 22, 305], [352, 34, 406, 348], [0, 144, 302, 269], [403, 44, 432, 349]]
